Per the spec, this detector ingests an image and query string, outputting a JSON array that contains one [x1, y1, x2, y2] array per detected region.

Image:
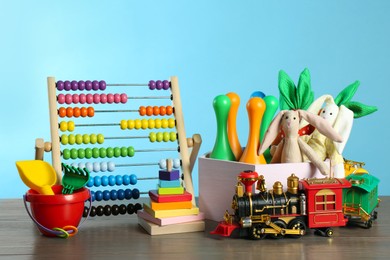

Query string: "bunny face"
[[320, 103, 339, 125], [281, 110, 300, 135]]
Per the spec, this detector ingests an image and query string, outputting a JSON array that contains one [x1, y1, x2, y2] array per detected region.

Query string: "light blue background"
[[1, 1, 388, 198]]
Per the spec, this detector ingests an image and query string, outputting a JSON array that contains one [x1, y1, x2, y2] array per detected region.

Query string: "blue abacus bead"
[[159, 159, 167, 169], [64, 80, 71, 91], [71, 80, 78, 91], [117, 189, 125, 200], [85, 80, 93, 90], [85, 162, 93, 172], [156, 80, 163, 90], [78, 80, 85, 90], [110, 190, 118, 200], [86, 178, 94, 188], [93, 162, 100, 172], [107, 161, 115, 172], [124, 189, 132, 199], [173, 158, 181, 169], [100, 162, 108, 172], [122, 174, 130, 185], [132, 188, 140, 199], [94, 176, 101, 187], [101, 175, 109, 186], [162, 80, 170, 90], [92, 80, 99, 90], [95, 190, 103, 201], [148, 80, 156, 90], [108, 175, 116, 186], [99, 80, 106, 90], [115, 175, 123, 186], [103, 190, 111, 201], [130, 174, 137, 185], [90, 191, 95, 201], [57, 81, 64, 91]]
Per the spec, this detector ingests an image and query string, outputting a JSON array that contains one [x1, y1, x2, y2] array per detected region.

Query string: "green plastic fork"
[[61, 163, 90, 194]]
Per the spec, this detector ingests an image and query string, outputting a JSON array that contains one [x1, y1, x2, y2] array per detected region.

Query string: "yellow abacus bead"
[[149, 132, 157, 142], [75, 134, 83, 145], [127, 120, 135, 130], [170, 132, 177, 141], [148, 119, 155, 129], [68, 121, 75, 132], [141, 119, 148, 129], [134, 119, 142, 129], [168, 118, 175, 128], [83, 134, 90, 144], [156, 132, 164, 142], [120, 120, 128, 130], [97, 134, 104, 144], [161, 119, 168, 129], [163, 132, 170, 142], [61, 134, 69, 145], [68, 134, 76, 145], [154, 119, 161, 129], [59, 121, 68, 132], [90, 134, 97, 144]]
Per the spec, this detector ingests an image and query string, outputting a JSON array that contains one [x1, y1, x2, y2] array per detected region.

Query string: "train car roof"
[[300, 178, 352, 190], [345, 173, 380, 193]]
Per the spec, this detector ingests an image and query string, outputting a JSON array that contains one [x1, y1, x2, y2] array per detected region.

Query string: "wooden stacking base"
[[138, 217, 205, 235], [137, 210, 205, 226]]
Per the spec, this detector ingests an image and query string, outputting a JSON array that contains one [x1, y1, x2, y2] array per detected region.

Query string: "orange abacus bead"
[[80, 107, 88, 117], [87, 107, 95, 117], [58, 107, 66, 117], [73, 107, 81, 118], [159, 106, 166, 116], [66, 107, 74, 118], [146, 106, 153, 116], [153, 106, 160, 116], [139, 106, 146, 116], [166, 106, 173, 115]]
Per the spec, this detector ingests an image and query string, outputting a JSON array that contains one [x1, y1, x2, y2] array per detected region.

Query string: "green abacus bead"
[[161, 119, 168, 128], [170, 132, 177, 141], [156, 132, 163, 142], [61, 134, 69, 145], [163, 132, 170, 142], [155, 119, 161, 129], [121, 147, 128, 157], [99, 147, 107, 158], [83, 134, 90, 144], [114, 147, 121, 157], [90, 134, 97, 144], [92, 147, 100, 158], [85, 148, 93, 159], [68, 134, 76, 145], [148, 119, 155, 129], [70, 148, 78, 159], [63, 149, 71, 160], [149, 132, 157, 142], [106, 147, 114, 158], [97, 134, 104, 144], [78, 148, 85, 159], [128, 146, 135, 157]]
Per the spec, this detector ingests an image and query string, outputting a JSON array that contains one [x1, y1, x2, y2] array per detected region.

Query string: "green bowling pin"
[[260, 95, 279, 163]]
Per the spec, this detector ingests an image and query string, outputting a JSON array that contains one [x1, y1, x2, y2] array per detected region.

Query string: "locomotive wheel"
[[249, 224, 267, 240], [270, 220, 286, 239], [325, 228, 333, 237], [287, 219, 307, 238], [364, 219, 373, 229]]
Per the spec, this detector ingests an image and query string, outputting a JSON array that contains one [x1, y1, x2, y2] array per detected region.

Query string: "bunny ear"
[[299, 95, 334, 128], [298, 110, 343, 143], [258, 110, 286, 155], [332, 105, 354, 154]]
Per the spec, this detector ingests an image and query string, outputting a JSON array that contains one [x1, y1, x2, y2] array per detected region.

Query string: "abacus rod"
[[75, 123, 119, 127], [106, 83, 148, 86], [135, 148, 178, 152], [116, 162, 158, 167], [104, 136, 149, 140], [127, 96, 172, 99], [94, 109, 139, 113]]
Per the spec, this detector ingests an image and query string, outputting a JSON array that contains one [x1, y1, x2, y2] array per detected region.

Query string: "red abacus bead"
[[139, 106, 146, 116], [166, 106, 173, 115], [71, 80, 78, 91], [58, 107, 66, 117], [114, 94, 121, 103], [146, 106, 153, 116], [107, 94, 114, 104], [86, 94, 93, 104], [57, 94, 65, 104], [153, 106, 160, 116], [73, 107, 81, 117], [100, 94, 107, 104], [93, 93, 101, 104], [120, 93, 127, 104], [87, 107, 95, 117], [72, 94, 79, 104], [66, 107, 74, 117], [99, 80, 106, 90], [79, 94, 86, 104], [65, 94, 73, 104], [80, 107, 88, 117], [159, 106, 166, 116]]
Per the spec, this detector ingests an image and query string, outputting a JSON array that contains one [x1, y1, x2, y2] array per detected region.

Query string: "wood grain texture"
[[1, 198, 390, 259]]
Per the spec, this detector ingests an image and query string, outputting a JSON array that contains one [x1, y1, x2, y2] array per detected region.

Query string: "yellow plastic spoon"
[[16, 160, 57, 195]]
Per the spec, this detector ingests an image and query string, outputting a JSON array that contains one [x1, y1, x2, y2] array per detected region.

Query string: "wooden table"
[[1, 197, 390, 259]]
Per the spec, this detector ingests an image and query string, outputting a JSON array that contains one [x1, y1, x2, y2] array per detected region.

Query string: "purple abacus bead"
[[92, 80, 99, 90], [64, 80, 72, 91], [120, 93, 127, 104], [65, 94, 73, 104], [86, 93, 93, 104], [107, 93, 114, 104], [148, 80, 156, 90], [100, 93, 107, 104], [56, 80, 65, 91], [79, 93, 86, 104], [57, 94, 65, 104], [162, 80, 170, 90], [71, 80, 78, 91], [78, 80, 85, 90], [99, 80, 106, 90], [113, 93, 121, 103], [93, 93, 101, 104], [72, 94, 79, 104], [156, 80, 163, 90], [85, 80, 93, 90]]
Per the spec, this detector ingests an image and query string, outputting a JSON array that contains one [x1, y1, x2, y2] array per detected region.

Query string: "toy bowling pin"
[[226, 92, 242, 160]]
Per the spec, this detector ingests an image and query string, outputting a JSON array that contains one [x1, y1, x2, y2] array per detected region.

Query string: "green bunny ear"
[[296, 68, 314, 110], [344, 101, 378, 118], [278, 70, 298, 109], [334, 80, 360, 106]]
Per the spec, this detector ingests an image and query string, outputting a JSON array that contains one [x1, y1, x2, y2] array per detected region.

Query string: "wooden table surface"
[[1, 197, 390, 260]]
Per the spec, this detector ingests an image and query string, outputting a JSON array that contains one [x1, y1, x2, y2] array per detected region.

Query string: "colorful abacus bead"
[[149, 132, 177, 142], [158, 158, 181, 169], [138, 106, 174, 116], [59, 121, 75, 132], [58, 107, 94, 118], [62, 146, 134, 160], [91, 188, 140, 201], [83, 203, 142, 217]]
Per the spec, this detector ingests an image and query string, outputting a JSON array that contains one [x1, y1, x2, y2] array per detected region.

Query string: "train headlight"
[[240, 217, 252, 228]]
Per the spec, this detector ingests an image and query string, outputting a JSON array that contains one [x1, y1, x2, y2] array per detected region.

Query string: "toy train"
[[211, 168, 379, 239]]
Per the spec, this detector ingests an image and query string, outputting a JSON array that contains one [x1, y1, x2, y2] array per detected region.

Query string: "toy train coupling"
[[210, 211, 240, 237]]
